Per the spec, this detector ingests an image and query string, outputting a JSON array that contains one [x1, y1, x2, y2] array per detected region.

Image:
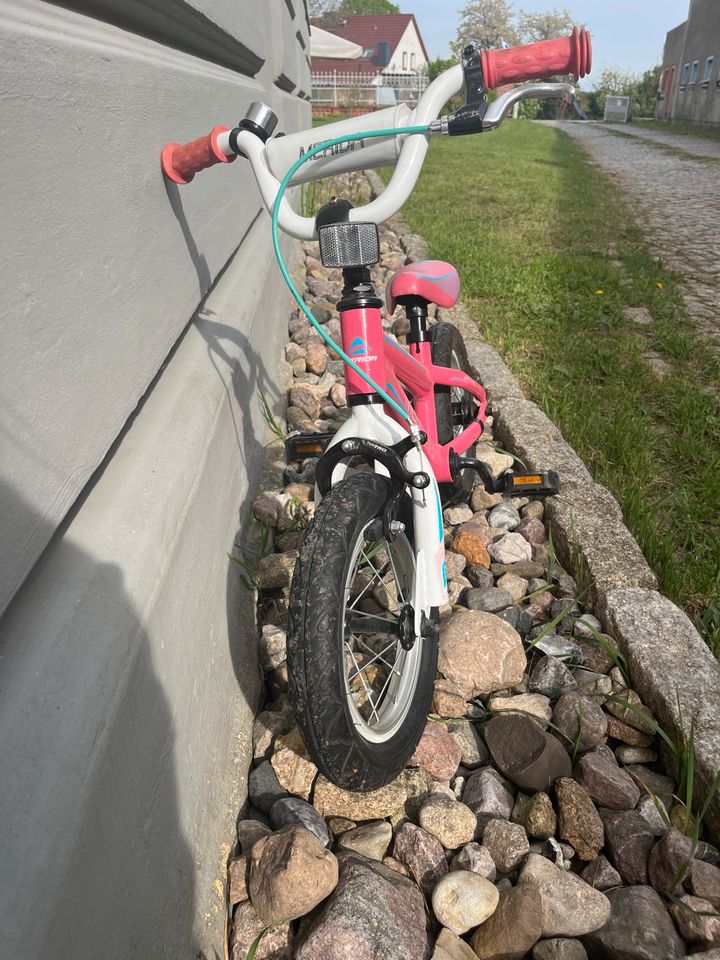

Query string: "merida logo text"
[[299, 139, 365, 161]]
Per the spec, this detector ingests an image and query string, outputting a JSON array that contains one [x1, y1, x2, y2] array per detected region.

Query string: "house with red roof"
[[312, 13, 429, 76]]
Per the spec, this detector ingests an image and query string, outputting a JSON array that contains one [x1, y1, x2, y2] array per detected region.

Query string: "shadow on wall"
[[165, 179, 213, 298], [0, 481, 202, 960]]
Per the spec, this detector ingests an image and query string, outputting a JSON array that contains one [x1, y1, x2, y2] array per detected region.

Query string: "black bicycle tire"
[[287, 473, 437, 791], [430, 321, 477, 499]]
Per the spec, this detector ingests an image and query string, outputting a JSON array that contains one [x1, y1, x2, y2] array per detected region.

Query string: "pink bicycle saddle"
[[386, 260, 460, 315]]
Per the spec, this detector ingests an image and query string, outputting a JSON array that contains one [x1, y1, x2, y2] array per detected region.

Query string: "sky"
[[408, 0, 691, 83]]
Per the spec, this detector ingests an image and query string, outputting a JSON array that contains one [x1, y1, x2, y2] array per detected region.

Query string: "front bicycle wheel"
[[287, 473, 436, 791]]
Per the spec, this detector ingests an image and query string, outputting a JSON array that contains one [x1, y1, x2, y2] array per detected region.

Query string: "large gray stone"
[[248, 826, 338, 925], [555, 778, 604, 861], [647, 828, 693, 895], [471, 884, 544, 960], [485, 714, 571, 793], [518, 853, 611, 937], [450, 842, 497, 881], [463, 338, 526, 402], [270, 797, 330, 847], [599, 587, 720, 842], [529, 655, 578, 699], [336, 820, 393, 862], [431, 870, 499, 935], [580, 855, 622, 891], [691, 858, 720, 909], [231, 901, 293, 960], [431, 927, 478, 960], [552, 693, 607, 752], [249, 760, 288, 814], [312, 775, 407, 820], [294, 852, 429, 960], [668, 894, 720, 948], [393, 822, 448, 897], [582, 885, 686, 959], [419, 797, 477, 851], [574, 751, 640, 810], [533, 940, 588, 960], [483, 818, 530, 873], [438, 610, 526, 700], [601, 810, 655, 885], [462, 767, 514, 832], [544, 491, 658, 608], [447, 719, 490, 768]]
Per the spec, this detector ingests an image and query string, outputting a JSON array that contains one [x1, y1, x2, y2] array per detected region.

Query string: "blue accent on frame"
[[383, 335, 406, 352], [433, 483, 446, 587], [416, 270, 454, 282], [385, 382, 404, 408]]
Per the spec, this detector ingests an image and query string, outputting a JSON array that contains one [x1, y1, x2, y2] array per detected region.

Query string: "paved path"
[[602, 123, 720, 160], [551, 122, 720, 348]]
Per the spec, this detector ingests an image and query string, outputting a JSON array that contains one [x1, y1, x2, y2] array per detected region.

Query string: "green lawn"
[[631, 118, 720, 142], [380, 120, 720, 652]]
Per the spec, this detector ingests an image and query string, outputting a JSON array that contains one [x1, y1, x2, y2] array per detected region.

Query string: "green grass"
[[379, 120, 720, 650], [312, 113, 352, 127], [631, 118, 720, 143]]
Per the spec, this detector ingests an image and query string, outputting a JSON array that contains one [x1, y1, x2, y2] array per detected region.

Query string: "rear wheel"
[[287, 473, 437, 791], [430, 322, 478, 500]]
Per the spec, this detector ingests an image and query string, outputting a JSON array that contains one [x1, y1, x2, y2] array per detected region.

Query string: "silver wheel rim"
[[342, 522, 422, 744]]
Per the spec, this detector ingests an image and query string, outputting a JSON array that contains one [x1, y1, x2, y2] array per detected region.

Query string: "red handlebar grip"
[[161, 125, 236, 184], [481, 27, 592, 89]]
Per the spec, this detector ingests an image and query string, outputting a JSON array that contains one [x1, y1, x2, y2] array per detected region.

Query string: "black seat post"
[[400, 296, 430, 354]]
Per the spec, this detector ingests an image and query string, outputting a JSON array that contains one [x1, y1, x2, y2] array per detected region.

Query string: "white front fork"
[[318, 405, 448, 625]]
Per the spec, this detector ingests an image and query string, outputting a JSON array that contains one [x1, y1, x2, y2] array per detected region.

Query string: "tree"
[[453, 0, 518, 57], [427, 57, 456, 83], [632, 64, 662, 118], [339, 0, 400, 13], [585, 67, 638, 119], [309, 0, 399, 21], [307, 0, 338, 22], [517, 7, 574, 43]]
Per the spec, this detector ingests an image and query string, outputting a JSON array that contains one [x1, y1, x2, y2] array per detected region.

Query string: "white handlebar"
[[221, 71, 575, 241]]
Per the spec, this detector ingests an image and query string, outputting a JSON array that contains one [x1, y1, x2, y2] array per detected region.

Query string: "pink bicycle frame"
[[340, 304, 487, 481]]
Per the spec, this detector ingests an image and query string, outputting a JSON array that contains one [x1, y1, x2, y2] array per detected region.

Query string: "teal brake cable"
[[270, 125, 431, 424]]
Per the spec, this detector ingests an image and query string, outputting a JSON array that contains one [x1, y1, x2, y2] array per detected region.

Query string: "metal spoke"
[[341, 517, 418, 743], [344, 641, 381, 725], [347, 554, 390, 611], [354, 634, 397, 672], [372, 647, 402, 711], [346, 639, 398, 681]]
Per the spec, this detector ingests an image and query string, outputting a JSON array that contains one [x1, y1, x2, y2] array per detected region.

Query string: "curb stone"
[[367, 169, 720, 842]]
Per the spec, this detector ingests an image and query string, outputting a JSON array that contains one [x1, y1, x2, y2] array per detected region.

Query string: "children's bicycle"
[[162, 29, 592, 791]]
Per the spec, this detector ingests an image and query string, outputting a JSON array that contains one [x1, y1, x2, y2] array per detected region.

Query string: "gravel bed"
[[227, 175, 720, 960]]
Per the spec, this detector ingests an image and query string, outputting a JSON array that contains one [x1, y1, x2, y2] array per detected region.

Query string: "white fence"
[[311, 70, 428, 109]]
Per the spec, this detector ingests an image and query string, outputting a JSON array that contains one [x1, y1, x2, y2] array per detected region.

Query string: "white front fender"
[[318, 406, 448, 613]]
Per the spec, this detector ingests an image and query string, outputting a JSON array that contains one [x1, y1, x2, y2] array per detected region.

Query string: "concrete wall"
[[656, 21, 686, 120], [0, 1, 309, 957], [658, 0, 720, 126], [674, 0, 720, 125]]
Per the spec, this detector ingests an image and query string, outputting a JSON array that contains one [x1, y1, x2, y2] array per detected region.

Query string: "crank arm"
[[452, 452, 560, 497]]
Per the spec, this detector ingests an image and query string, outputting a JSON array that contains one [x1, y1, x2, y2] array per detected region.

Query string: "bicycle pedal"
[[284, 431, 335, 460], [498, 470, 560, 497]]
